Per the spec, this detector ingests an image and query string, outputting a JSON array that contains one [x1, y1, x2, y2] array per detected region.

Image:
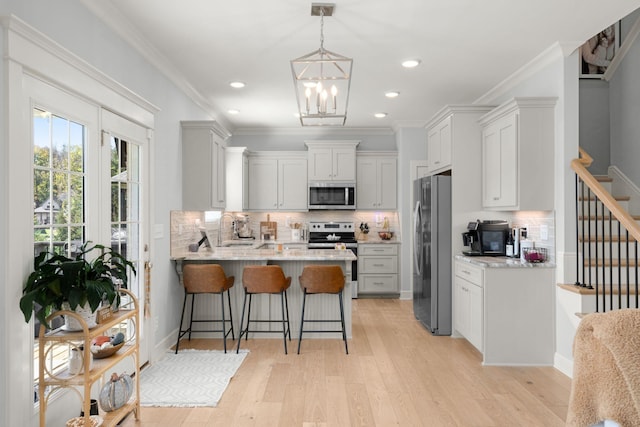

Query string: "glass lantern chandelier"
[[290, 3, 353, 126]]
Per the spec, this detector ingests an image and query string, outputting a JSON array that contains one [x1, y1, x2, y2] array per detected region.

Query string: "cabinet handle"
[[462, 269, 470, 275], [493, 197, 499, 201], [373, 263, 385, 267], [373, 282, 384, 285], [435, 161, 440, 164]]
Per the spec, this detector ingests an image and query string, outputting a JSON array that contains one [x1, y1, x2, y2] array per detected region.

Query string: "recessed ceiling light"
[[374, 112, 388, 118], [228, 109, 240, 115], [385, 91, 400, 98], [401, 59, 421, 68], [229, 81, 246, 89]]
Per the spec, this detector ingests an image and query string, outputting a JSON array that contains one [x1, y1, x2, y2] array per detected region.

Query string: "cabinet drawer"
[[455, 262, 483, 285], [359, 244, 398, 256], [359, 274, 398, 293], [360, 256, 397, 274]]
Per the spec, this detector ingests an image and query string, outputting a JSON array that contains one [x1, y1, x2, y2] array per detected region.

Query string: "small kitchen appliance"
[[462, 220, 510, 256]]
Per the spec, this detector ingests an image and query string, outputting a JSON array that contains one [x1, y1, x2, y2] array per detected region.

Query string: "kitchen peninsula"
[[171, 247, 357, 338]]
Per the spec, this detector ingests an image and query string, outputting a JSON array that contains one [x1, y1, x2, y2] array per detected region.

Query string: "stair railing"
[[571, 148, 640, 312]]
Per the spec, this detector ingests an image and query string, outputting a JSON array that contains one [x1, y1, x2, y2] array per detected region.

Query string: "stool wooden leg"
[[297, 290, 308, 354], [338, 292, 348, 354], [175, 291, 189, 354]]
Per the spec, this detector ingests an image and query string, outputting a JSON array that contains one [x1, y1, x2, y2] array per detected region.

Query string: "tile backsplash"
[[511, 210, 555, 263], [170, 210, 400, 257]]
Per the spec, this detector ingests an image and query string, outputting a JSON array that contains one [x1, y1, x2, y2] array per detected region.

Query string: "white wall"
[[611, 9, 640, 186], [396, 127, 428, 299], [0, 1, 216, 425]]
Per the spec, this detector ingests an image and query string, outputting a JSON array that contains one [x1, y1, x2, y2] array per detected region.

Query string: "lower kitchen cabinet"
[[454, 262, 483, 352], [454, 258, 555, 365], [358, 244, 399, 296]]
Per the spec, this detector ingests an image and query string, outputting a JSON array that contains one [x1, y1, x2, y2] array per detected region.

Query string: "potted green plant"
[[20, 241, 136, 330]]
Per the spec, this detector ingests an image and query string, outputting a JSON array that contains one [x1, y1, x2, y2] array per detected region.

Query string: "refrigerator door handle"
[[413, 200, 422, 275]]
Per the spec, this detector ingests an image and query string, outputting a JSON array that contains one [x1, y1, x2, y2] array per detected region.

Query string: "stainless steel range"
[[308, 221, 358, 298]]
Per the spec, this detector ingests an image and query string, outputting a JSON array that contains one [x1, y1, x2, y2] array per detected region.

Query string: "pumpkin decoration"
[[98, 372, 133, 412]]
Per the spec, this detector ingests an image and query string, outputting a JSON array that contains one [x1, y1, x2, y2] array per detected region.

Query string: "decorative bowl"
[[378, 231, 394, 240], [91, 342, 124, 359]]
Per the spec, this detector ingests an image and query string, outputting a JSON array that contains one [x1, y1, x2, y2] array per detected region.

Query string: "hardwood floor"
[[121, 299, 571, 426]]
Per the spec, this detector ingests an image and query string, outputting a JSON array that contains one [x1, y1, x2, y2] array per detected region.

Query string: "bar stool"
[[175, 264, 235, 353], [297, 265, 348, 354], [236, 265, 292, 354]]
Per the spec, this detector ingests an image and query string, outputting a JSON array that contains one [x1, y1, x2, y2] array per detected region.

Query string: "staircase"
[[571, 149, 640, 312]]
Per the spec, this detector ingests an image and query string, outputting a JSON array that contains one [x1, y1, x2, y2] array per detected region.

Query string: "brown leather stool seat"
[[297, 265, 348, 354], [236, 265, 292, 354], [175, 263, 235, 353]]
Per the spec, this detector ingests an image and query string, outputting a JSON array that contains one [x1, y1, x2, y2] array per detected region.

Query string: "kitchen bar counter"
[[172, 248, 356, 340]]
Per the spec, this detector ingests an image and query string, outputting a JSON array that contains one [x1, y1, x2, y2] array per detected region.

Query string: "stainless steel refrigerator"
[[413, 175, 452, 335]]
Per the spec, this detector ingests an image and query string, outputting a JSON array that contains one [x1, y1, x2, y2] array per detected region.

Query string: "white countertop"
[[172, 247, 357, 261], [455, 254, 555, 268]]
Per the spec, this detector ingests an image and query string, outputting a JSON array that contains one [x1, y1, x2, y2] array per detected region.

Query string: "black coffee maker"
[[462, 221, 482, 255]]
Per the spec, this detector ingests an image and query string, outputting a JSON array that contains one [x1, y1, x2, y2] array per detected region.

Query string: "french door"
[[102, 110, 151, 366]]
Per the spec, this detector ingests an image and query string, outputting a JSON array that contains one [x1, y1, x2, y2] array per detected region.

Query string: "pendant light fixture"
[[290, 3, 352, 126]]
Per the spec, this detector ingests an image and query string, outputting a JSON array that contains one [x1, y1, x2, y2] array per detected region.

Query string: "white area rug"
[[140, 349, 248, 407]]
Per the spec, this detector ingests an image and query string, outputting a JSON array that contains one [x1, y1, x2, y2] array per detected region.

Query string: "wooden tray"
[[260, 214, 277, 240]]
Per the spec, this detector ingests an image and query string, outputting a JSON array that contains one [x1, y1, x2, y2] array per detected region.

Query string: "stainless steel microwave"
[[308, 181, 356, 210]]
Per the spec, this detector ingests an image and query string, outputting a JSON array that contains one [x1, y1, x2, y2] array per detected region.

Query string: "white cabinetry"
[[427, 115, 452, 174], [225, 147, 249, 212], [479, 98, 556, 210], [454, 262, 483, 352], [305, 141, 359, 181], [248, 152, 308, 211], [356, 153, 397, 209], [182, 121, 227, 210], [454, 259, 555, 365], [358, 244, 399, 296]]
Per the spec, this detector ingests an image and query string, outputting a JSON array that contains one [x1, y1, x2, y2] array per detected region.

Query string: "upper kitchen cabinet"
[[425, 105, 495, 177], [181, 121, 228, 210], [357, 153, 397, 210], [479, 98, 556, 210], [248, 152, 308, 211], [426, 115, 452, 174], [305, 141, 359, 181], [225, 147, 250, 212]]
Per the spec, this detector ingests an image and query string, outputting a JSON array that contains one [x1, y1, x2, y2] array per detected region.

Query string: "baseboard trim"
[[399, 290, 413, 300], [554, 352, 573, 378]]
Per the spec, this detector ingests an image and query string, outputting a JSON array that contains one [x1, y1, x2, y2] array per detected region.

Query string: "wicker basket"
[[91, 342, 124, 359]]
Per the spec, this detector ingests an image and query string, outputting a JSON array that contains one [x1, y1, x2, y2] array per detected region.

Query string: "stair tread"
[[578, 215, 640, 220], [583, 258, 639, 267], [579, 235, 638, 242], [594, 176, 613, 182], [578, 195, 631, 201], [557, 283, 640, 295]]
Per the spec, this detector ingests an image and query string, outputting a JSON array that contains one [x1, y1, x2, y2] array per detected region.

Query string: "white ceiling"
[[83, 1, 640, 133]]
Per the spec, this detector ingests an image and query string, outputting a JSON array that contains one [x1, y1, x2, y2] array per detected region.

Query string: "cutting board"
[[260, 214, 277, 240]]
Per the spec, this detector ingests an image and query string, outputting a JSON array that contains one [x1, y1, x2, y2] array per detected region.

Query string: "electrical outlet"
[[540, 224, 549, 241]]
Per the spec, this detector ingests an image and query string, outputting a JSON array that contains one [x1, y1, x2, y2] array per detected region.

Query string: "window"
[[32, 107, 88, 396]]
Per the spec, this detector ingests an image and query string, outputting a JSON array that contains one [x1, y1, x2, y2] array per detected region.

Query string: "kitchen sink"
[[220, 240, 262, 248]]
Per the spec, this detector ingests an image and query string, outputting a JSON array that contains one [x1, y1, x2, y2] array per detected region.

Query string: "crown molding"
[[79, 0, 233, 134], [474, 42, 575, 105], [231, 126, 395, 137]]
